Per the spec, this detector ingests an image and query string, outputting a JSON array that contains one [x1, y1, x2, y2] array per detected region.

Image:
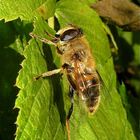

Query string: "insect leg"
[[34, 68, 62, 80], [67, 86, 74, 119], [34, 63, 72, 80], [44, 31, 56, 38], [30, 33, 57, 46], [66, 86, 74, 140]]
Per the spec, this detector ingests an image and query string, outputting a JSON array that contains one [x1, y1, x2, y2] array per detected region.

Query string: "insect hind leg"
[[66, 86, 74, 140]]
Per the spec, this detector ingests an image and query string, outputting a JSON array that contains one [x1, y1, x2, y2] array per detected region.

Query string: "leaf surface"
[[0, 0, 56, 21], [56, 0, 136, 139], [0, 0, 136, 140]]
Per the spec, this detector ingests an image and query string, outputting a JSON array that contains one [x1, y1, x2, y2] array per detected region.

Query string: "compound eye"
[[60, 29, 79, 41]]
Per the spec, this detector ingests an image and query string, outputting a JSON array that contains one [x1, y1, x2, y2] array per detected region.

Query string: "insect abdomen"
[[81, 76, 100, 114], [84, 84, 100, 113]]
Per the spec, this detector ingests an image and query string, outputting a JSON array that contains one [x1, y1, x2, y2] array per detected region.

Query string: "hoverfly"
[[30, 25, 101, 140]]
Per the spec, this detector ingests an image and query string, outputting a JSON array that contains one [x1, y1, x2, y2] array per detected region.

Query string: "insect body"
[[30, 25, 101, 140], [57, 26, 101, 114]]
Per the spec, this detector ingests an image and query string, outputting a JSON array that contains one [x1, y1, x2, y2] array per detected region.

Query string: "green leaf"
[[55, 1, 136, 140], [0, 0, 56, 21], [114, 30, 140, 139], [0, 0, 135, 140], [102, 23, 118, 52], [15, 18, 65, 140], [0, 20, 24, 140]]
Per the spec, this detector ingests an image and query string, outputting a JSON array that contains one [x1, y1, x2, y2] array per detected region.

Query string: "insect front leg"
[[30, 32, 58, 46], [34, 68, 63, 80], [66, 86, 74, 140]]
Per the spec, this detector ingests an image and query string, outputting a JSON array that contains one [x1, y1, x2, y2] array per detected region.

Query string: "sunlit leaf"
[[0, 0, 137, 140], [0, 0, 56, 21]]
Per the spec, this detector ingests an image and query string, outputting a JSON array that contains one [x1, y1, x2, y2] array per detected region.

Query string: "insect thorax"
[[59, 38, 91, 63]]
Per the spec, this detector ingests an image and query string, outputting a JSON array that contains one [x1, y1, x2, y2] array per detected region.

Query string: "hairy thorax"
[[60, 37, 95, 68]]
